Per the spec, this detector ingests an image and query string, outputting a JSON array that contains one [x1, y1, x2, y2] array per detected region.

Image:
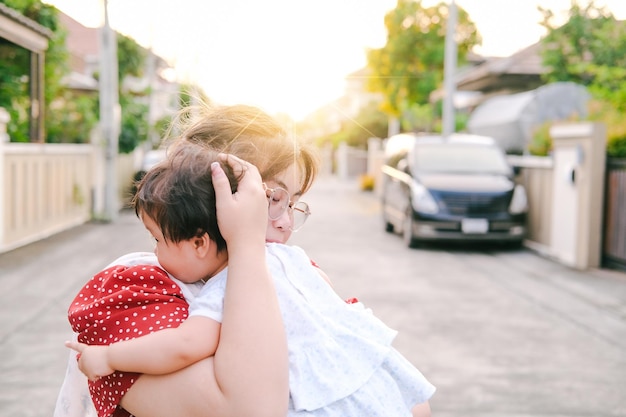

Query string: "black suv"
[[380, 133, 528, 247]]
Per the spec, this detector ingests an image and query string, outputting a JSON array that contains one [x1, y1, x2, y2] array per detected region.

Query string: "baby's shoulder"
[[105, 252, 158, 268], [266, 243, 310, 261], [94, 263, 173, 289]]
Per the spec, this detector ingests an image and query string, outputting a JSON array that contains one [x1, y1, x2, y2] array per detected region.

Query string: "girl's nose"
[[272, 210, 291, 230]]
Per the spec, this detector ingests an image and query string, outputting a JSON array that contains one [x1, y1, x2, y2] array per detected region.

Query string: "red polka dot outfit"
[[68, 264, 189, 417]]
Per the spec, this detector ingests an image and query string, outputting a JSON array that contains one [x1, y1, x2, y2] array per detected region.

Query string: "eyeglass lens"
[[289, 201, 309, 231], [266, 187, 310, 231], [267, 187, 290, 220]]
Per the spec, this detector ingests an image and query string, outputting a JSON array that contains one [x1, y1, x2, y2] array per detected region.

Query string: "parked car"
[[380, 133, 528, 247], [135, 149, 167, 180], [131, 149, 167, 197]]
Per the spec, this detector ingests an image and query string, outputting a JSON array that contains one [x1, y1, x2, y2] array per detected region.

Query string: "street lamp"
[[99, 0, 120, 221], [442, 0, 458, 138]]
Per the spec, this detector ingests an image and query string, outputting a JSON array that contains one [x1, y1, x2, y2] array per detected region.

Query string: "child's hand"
[[213, 154, 268, 246], [65, 340, 115, 381]]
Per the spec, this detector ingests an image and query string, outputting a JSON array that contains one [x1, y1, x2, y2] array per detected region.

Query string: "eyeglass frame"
[[263, 183, 311, 231]]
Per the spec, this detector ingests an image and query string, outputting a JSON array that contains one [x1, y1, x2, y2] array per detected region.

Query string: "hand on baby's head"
[[212, 154, 268, 245]]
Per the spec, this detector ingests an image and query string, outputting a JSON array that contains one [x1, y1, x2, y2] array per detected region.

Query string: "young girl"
[[67, 141, 436, 416]]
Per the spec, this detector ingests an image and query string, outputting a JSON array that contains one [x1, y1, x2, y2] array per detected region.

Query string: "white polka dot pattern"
[[68, 264, 189, 417]]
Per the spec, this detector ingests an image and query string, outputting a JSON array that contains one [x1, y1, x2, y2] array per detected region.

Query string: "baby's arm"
[[66, 316, 220, 380]]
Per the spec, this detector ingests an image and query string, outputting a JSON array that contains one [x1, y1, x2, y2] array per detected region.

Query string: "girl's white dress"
[[190, 243, 436, 417]]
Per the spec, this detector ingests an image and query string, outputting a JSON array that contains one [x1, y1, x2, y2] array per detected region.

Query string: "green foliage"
[[113, 33, 150, 153], [454, 110, 469, 132], [539, 1, 626, 157], [118, 96, 149, 154], [588, 99, 626, 158], [528, 122, 552, 156], [178, 84, 212, 108], [316, 101, 388, 149], [153, 114, 173, 146], [117, 33, 146, 82], [47, 92, 98, 143], [607, 137, 626, 158], [539, 1, 626, 86], [0, 40, 29, 112], [400, 103, 435, 132], [366, 0, 480, 116]]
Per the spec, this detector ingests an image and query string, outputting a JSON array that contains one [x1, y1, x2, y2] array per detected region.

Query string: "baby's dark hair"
[[132, 141, 241, 253]]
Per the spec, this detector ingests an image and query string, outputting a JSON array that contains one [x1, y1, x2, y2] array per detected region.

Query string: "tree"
[[539, 1, 626, 110], [315, 101, 388, 149], [366, 0, 480, 118], [114, 33, 150, 153], [539, 0, 626, 157]]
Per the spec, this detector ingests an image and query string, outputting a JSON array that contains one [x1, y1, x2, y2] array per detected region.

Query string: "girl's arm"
[[119, 156, 288, 417], [66, 316, 220, 379], [211, 155, 289, 415]]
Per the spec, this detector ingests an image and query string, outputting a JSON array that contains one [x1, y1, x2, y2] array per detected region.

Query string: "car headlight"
[[411, 182, 439, 214], [509, 184, 528, 214]]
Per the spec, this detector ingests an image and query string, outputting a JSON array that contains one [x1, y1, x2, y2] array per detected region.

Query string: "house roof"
[[0, 3, 52, 38], [58, 12, 99, 56], [456, 42, 546, 94], [0, 2, 52, 52]]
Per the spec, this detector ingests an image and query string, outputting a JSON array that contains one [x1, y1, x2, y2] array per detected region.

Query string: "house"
[[57, 11, 99, 91], [456, 42, 546, 100], [0, 2, 52, 142], [456, 42, 590, 153]]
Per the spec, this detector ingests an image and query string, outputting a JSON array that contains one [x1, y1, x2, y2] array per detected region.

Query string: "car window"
[[413, 144, 511, 175]]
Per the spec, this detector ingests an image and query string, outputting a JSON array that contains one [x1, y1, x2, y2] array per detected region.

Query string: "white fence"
[[0, 142, 93, 253], [0, 140, 137, 254]]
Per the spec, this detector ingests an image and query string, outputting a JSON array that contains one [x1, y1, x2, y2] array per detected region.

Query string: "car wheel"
[[402, 207, 418, 248], [382, 204, 394, 233]]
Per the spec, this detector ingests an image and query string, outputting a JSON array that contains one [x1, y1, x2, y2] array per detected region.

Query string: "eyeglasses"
[[263, 183, 311, 232]]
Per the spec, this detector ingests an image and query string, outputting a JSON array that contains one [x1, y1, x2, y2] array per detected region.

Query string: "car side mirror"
[[396, 159, 410, 174]]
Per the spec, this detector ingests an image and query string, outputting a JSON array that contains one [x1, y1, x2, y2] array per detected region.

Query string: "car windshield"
[[413, 144, 511, 175]]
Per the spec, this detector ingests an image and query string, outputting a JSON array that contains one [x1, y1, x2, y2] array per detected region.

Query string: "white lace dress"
[[190, 243, 436, 417]]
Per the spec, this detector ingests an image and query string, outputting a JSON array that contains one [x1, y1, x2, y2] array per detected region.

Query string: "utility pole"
[[442, 0, 458, 137], [99, 0, 120, 221]]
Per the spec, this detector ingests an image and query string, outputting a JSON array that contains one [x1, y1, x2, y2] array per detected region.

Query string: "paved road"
[[1, 176, 626, 417]]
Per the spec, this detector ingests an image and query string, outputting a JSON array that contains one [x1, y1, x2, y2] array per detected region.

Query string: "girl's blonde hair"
[[165, 103, 318, 195]]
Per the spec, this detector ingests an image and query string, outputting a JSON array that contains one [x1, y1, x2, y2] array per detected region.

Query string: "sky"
[[45, 0, 626, 121]]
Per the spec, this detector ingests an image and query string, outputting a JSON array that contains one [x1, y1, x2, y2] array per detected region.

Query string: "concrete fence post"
[[549, 122, 606, 269], [0, 108, 9, 247]]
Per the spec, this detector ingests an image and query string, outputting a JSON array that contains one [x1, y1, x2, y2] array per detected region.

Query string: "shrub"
[[359, 174, 375, 191]]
